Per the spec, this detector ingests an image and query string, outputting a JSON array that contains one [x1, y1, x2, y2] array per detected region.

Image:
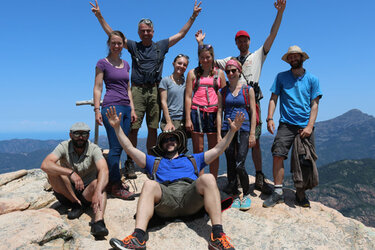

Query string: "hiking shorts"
[[131, 85, 160, 129], [255, 100, 262, 139], [191, 109, 217, 133], [271, 122, 315, 159], [53, 180, 93, 208], [155, 180, 204, 218]]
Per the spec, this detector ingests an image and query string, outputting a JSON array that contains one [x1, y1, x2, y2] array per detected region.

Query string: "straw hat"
[[282, 45, 309, 63], [150, 129, 188, 157]]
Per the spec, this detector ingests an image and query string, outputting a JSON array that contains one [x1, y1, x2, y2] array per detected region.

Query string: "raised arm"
[[204, 112, 245, 165], [300, 97, 320, 138], [267, 93, 279, 134], [105, 106, 146, 168], [263, 0, 286, 54], [168, 1, 202, 48]]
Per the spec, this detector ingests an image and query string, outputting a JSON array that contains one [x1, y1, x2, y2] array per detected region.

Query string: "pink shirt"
[[192, 74, 222, 112]]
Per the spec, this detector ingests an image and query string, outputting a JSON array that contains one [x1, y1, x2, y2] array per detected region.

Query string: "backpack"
[[221, 85, 260, 125], [149, 155, 198, 181], [191, 69, 221, 109]]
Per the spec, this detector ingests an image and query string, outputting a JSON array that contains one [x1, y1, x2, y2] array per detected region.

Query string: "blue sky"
[[1, 0, 374, 140]]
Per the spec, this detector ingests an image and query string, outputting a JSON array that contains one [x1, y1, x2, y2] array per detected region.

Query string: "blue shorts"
[[191, 109, 217, 133]]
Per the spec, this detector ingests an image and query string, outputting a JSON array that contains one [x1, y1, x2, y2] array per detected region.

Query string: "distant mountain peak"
[[316, 109, 375, 128]]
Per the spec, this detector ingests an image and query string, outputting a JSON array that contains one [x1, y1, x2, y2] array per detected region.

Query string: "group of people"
[[40, 0, 323, 249]]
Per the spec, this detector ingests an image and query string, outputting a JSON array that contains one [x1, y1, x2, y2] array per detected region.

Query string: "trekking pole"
[[76, 99, 102, 145]]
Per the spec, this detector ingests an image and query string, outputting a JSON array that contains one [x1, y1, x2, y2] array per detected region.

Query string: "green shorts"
[[154, 180, 204, 218], [160, 119, 184, 131], [131, 85, 160, 129]]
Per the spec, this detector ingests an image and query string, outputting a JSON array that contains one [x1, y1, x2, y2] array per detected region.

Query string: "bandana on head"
[[225, 59, 242, 73]]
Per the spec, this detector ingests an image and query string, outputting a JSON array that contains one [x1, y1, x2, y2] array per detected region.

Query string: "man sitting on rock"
[[41, 122, 109, 238], [105, 106, 244, 250]]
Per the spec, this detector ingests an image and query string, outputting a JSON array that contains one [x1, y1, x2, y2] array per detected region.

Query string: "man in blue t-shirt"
[[263, 45, 322, 208], [90, 0, 202, 179], [105, 106, 243, 250]]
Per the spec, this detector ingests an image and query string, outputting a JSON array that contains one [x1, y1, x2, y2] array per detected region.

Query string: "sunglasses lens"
[[225, 69, 237, 74], [73, 131, 89, 138]]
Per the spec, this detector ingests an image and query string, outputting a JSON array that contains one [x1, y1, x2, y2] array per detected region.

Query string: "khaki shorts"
[[131, 85, 160, 129], [154, 180, 204, 218], [160, 119, 184, 131]]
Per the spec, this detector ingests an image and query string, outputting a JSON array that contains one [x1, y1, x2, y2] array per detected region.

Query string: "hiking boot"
[[110, 233, 147, 250], [231, 197, 241, 209], [295, 193, 311, 207], [108, 182, 135, 200], [262, 192, 284, 208], [255, 172, 273, 195], [124, 159, 137, 179], [67, 203, 85, 220], [90, 219, 109, 238], [240, 195, 251, 211], [209, 232, 235, 250]]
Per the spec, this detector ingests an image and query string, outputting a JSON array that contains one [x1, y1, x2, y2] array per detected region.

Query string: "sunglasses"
[[72, 131, 89, 138], [176, 54, 190, 60], [198, 44, 213, 50], [161, 136, 178, 144], [225, 69, 238, 74], [139, 18, 153, 25]]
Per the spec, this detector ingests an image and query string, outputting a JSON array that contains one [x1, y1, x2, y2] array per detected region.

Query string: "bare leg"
[[82, 179, 107, 222], [48, 174, 80, 204], [192, 132, 205, 176], [273, 156, 285, 185], [196, 174, 222, 225], [207, 133, 219, 179], [252, 139, 262, 172], [134, 180, 162, 231], [147, 127, 157, 154]]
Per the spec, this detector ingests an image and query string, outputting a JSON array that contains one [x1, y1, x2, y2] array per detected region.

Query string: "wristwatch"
[[266, 118, 273, 122]]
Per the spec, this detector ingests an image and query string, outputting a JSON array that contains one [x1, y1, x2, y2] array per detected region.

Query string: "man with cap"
[[41, 122, 109, 238], [90, 0, 202, 179], [263, 45, 322, 208], [105, 106, 244, 250], [195, 0, 286, 195]]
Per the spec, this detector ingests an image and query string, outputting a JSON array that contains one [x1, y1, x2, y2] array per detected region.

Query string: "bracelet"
[[266, 118, 273, 122], [68, 170, 75, 178], [94, 107, 100, 112]]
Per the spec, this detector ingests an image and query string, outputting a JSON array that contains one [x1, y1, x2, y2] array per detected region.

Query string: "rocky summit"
[[1, 169, 375, 250]]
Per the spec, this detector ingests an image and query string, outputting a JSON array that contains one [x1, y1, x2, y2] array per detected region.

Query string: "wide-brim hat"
[[150, 129, 188, 157], [282, 45, 309, 63]]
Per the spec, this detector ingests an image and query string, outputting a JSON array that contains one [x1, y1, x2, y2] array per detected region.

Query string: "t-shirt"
[[159, 76, 186, 120], [216, 46, 267, 99], [220, 85, 251, 131], [52, 140, 104, 185], [145, 153, 206, 183], [270, 70, 322, 127], [127, 39, 169, 85], [96, 58, 131, 108]]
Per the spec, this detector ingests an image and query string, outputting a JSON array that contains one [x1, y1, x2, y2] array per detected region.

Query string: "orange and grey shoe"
[[209, 233, 235, 250], [107, 182, 135, 200], [109, 233, 147, 250]]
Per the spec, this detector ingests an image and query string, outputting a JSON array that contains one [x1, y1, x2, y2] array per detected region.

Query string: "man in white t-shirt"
[[196, 0, 286, 195]]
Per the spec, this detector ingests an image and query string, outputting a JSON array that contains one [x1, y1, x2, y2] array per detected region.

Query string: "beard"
[[72, 139, 87, 149], [290, 59, 303, 69]]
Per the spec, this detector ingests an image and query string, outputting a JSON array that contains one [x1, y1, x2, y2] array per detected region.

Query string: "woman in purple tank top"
[[93, 31, 137, 200]]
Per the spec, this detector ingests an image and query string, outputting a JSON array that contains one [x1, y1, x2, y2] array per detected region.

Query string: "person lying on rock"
[[106, 106, 243, 250], [41, 122, 109, 238]]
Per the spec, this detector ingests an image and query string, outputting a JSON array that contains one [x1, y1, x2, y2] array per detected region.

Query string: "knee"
[[141, 180, 160, 194], [198, 174, 217, 188]]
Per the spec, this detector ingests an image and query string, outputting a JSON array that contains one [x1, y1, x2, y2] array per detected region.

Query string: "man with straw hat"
[[263, 45, 322, 208]]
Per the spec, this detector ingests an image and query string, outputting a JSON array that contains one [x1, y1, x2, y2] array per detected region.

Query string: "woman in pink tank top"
[[185, 44, 226, 178]]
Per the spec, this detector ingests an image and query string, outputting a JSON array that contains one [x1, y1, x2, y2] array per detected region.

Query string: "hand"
[[192, 0, 202, 18], [274, 0, 286, 13], [228, 112, 245, 132], [91, 190, 103, 214], [163, 122, 176, 132], [300, 126, 312, 139], [267, 120, 275, 134], [185, 120, 194, 132], [95, 112, 103, 126], [105, 106, 122, 129], [70, 172, 84, 191], [195, 30, 206, 44], [131, 109, 137, 123], [248, 134, 256, 148], [90, 0, 101, 17]]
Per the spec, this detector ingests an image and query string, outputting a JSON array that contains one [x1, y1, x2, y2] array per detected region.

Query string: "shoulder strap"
[[213, 69, 220, 93], [221, 85, 228, 109], [186, 155, 198, 177], [242, 86, 251, 114], [151, 157, 162, 180]]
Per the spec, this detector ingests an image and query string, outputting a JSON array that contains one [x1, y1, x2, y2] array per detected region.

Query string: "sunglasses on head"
[[72, 131, 89, 138], [161, 136, 178, 144], [176, 54, 190, 60], [225, 69, 238, 74], [198, 44, 212, 50], [139, 18, 153, 25]]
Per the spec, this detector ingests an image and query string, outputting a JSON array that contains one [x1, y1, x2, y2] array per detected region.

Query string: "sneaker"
[[262, 192, 284, 208], [231, 197, 241, 209], [240, 195, 251, 211], [109, 233, 147, 250], [295, 194, 311, 207], [255, 172, 273, 195], [124, 159, 137, 179], [90, 219, 109, 238], [108, 182, 135, 200], [209, 233, 235, 250], [67, 203, 85, 220]]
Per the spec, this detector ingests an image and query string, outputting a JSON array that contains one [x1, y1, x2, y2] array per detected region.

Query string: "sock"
[[133, 228, 146, 242], [256, 171, 262, 175], [212, 224, 224, 239], [274, 185, 283, 195]]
